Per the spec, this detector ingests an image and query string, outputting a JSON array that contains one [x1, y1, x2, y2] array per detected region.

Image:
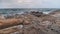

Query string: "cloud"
[[39, 0, 60, 8], [0, 0, 60, 8], [0, 0, 37, 8]]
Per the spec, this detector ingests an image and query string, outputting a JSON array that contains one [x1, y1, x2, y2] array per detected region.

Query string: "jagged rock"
[[0, 13, 40, 29], [29, 11, 43, 17], [23, 11, 60, 34], [49, 10, 60, 34], [23, 12, 57, 34], [0, 13, 42, 34], [38, 15, 58, 34]]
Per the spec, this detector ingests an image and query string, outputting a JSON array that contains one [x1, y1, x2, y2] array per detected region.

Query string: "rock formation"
[[49, 10, 60, 18], [0, 11, 60, 34]]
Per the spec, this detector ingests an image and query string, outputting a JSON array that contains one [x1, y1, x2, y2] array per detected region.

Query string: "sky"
[[0, 0, 60, 8]]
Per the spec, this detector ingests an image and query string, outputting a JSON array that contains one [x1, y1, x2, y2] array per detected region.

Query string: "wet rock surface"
[[0, 11, 60, 34]]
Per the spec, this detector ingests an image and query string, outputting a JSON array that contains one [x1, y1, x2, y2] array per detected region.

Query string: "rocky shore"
[[0, 11, 60, 34]]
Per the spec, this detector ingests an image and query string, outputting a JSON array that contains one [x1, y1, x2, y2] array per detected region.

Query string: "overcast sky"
[[0, 0, 60, 8]]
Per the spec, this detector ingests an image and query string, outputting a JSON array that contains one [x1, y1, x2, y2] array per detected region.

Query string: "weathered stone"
[[49, 10, 60, 18], [0, 25, 23, 34], [0, 11, 60, 34], [0, 18, 23, 29], [29, 11, 43, 17]]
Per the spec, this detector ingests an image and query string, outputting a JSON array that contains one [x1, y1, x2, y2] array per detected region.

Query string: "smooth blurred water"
[[0, 8, 58, 16]]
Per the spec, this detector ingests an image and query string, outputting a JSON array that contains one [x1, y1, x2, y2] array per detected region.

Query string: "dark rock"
[[30, 11, 43, 17]]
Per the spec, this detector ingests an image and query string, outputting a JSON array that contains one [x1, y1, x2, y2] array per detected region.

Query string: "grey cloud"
[[0, 0, 60, 8]]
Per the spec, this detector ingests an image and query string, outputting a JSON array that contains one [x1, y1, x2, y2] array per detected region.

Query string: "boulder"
[[29, 11, 43, 17]]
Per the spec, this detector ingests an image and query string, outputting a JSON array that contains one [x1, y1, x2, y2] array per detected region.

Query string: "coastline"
[[0, 10, 60, 34]]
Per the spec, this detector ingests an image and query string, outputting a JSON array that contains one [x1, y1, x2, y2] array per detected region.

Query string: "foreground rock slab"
[[0, 25, 23, 34]]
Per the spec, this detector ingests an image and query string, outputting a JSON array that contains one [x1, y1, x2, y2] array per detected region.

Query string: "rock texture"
[[0, 11, 60, 34], [49, 10, 60, 18], [49, 10, 60, 34]]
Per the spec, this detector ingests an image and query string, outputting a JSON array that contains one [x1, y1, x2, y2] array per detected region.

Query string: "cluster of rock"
[[0, 11, 60, 34]]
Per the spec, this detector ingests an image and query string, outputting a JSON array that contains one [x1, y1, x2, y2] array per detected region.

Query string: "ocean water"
[[0, 8, 59, 16]]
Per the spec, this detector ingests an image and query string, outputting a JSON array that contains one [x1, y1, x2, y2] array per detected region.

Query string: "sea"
[[0, 8, 59, 16]]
